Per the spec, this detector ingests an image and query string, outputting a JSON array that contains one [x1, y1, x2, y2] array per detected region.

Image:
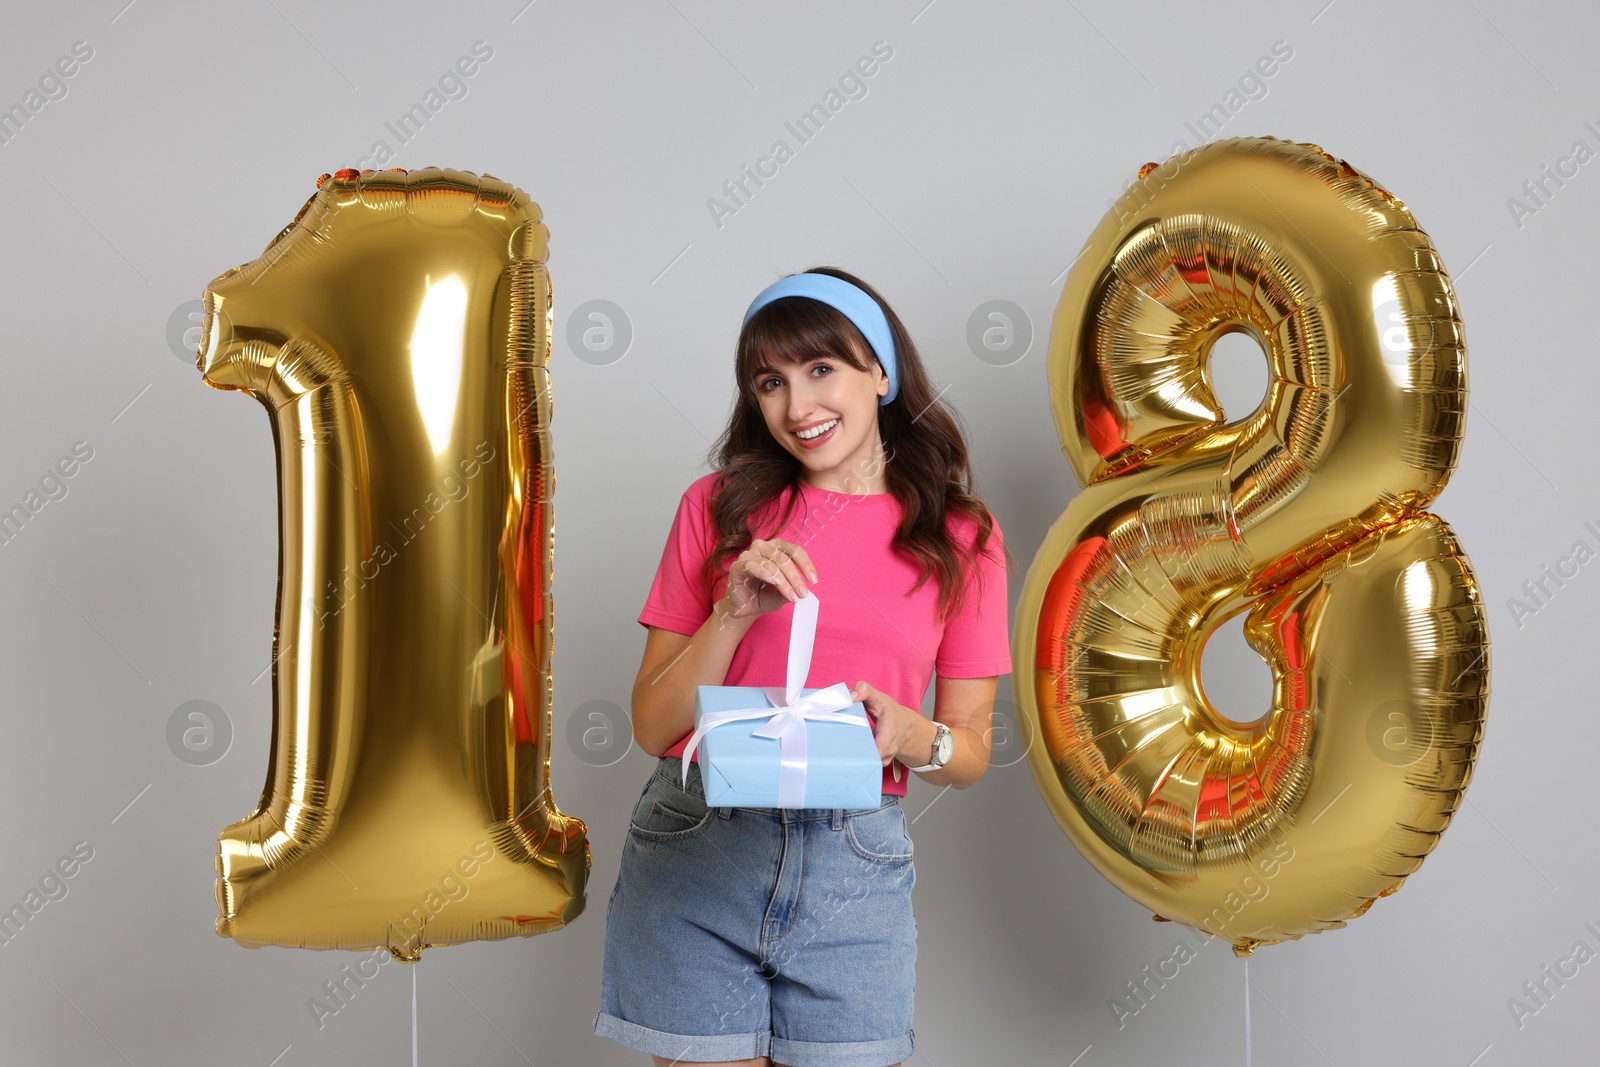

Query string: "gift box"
[[682, 591, 883, 810]]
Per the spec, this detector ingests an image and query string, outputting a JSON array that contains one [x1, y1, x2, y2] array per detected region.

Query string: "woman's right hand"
[[721, 538, 819, 620]]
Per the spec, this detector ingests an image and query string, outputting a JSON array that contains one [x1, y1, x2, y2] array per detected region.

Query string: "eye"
[[755, 361, 832, 393]]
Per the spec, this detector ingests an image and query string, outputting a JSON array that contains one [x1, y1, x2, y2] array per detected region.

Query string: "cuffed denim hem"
[[593, 1009, 770, 1061], [770, 1029, 915, 1067]]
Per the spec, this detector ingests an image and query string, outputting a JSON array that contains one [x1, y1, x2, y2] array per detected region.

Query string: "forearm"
[[633, 600, 755, 757], [906, 717, 986, 790]]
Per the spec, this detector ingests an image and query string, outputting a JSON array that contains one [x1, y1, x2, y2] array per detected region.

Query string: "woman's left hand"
[[850, 680, 927, 769]]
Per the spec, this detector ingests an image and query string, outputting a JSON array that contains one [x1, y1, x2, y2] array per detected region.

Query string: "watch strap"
[[905, 721, 952, 773]]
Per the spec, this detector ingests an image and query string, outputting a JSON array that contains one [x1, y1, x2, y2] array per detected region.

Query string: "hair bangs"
[[738, 298, 874, 398]]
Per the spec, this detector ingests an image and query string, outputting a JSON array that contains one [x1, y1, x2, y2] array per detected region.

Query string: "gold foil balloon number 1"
[[1015, 138, 1489, 954], [198, 168, 588, 958]]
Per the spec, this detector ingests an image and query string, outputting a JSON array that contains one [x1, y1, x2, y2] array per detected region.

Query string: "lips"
[[794, 418, 839, 449]]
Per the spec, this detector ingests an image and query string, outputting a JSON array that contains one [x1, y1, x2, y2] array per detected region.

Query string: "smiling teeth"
[[797, 419, 838, 440]]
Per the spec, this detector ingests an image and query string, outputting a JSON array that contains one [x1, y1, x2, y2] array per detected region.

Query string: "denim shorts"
[[594, 756, 917, 1067]]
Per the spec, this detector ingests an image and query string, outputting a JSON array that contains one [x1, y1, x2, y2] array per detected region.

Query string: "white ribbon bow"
[[680, 590, 869, 807]]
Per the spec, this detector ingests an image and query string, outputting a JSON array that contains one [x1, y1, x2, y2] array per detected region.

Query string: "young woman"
[[593, 266, 1014, 1067]]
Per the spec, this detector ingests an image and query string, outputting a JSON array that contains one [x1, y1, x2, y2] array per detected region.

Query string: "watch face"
[[935, 725, 953, 763]]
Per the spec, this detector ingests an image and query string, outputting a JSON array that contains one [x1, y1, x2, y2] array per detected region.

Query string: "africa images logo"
[[0, 41, 94, 148], [706, 40, 894, 229], [311, 441, 495, 629]]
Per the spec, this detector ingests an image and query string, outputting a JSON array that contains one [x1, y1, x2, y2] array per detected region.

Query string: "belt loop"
[[718, 806, 732, 818], [831, 807, 843, 830]]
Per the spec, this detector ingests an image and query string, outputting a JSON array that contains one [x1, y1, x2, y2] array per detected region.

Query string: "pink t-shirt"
[[637, 471, 1013, 797]]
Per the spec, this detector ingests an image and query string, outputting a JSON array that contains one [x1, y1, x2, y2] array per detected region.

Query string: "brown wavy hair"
[[699, 266, 1013, 623]]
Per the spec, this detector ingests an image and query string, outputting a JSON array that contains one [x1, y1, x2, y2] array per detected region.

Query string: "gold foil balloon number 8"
[[1015, 138, 1489, 954]]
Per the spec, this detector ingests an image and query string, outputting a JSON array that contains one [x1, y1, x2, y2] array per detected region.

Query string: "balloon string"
[[1241, 959, 1254, 1067], [412, 963, 419, 1067]]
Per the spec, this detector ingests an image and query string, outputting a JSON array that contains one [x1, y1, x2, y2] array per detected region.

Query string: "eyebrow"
[[751, 353, 829, 378]]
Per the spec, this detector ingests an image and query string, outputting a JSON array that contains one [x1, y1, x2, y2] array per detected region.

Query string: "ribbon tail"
[[776, 711, 808, 808], [785, 592, 820, 707]]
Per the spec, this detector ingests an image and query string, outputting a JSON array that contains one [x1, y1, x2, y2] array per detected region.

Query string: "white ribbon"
[[680, 590, 869, 807]]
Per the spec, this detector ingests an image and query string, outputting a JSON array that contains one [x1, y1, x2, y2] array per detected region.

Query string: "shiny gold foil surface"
[[198, 167, 588, 958], [1014, 138, 1489, 954]]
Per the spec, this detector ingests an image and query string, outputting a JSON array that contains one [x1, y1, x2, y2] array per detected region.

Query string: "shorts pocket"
[[844, 802, 913, 864], [628, 783, 716, 841]]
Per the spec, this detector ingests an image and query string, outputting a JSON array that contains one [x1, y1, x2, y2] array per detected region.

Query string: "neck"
[[800, 437, 889, 494]]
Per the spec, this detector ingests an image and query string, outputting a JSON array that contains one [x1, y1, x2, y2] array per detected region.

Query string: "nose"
[[786, 379, 822, 423]]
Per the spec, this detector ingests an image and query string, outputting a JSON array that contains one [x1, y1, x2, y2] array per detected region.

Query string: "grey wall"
[[0, 1, 1591, 1063]]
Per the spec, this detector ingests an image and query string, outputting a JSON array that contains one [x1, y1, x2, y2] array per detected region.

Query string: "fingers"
[[724, 558, 771, 618], [750, 539, 815, 603], [750, 554, 802, 603], [763, 539, 819, 583], [729, 539, 820, 614], [854, 682, 896, 763], [726, 553, 791, 610]]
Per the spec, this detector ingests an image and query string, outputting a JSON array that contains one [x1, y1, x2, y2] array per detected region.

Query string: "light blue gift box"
[[688, 685, 884, 810]]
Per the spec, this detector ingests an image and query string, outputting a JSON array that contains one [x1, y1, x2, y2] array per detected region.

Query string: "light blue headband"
[[741, 273, 899, 406]]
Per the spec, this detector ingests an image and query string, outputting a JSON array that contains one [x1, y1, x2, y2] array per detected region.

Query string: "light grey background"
[[0, 1, 1590, 1064]]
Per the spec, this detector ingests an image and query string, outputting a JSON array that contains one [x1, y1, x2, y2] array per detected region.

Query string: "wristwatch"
[[905, 721, 953, 773]]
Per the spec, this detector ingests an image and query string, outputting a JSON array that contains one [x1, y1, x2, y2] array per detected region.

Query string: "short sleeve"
[[637, 479, 719, 636], [935, 513, 1013, 677]]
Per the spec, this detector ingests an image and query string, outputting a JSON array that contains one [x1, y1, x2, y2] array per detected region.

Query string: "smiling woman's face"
[[751, 335, 889, 493]]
